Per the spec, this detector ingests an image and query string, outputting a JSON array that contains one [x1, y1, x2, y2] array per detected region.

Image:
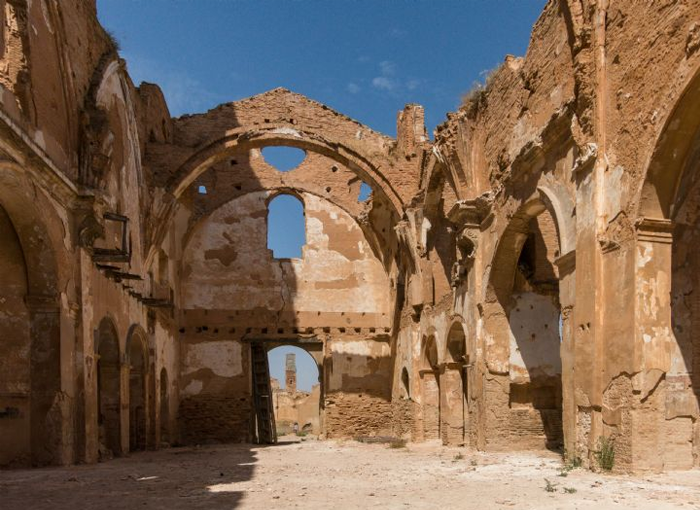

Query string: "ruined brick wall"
[[417, 0, 700, 471], [324, 338, 393, 438], [2, 0, 700, 473], [0, 0, 180, 467], [180, 190, 390, 315], [0, 204, 31, 467], [178, 333, 252, 444], [178, 395, 252, 445]]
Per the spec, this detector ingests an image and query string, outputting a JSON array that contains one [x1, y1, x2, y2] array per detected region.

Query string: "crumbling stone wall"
[[2, 0, 700, 473]]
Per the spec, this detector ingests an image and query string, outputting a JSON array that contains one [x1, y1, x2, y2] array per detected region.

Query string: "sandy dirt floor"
[[1, 437, 699, 509]]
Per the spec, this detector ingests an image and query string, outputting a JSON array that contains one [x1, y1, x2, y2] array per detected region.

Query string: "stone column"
[[553, 251, 576, 459], [27, 294, 64, 466]]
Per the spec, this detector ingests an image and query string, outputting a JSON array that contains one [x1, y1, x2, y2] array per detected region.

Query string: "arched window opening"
[[128, 334, 148, 452], [508, 209, 562, 450], [421, 335, 439, 371], [0, 204, 30, 466], [420, 335, 440, 441], [267, 194, 305, 259], [446, 323, 466, 364], [444, 323, 468, 445], [97, 318, 121, 459], [267, 346, 321, 437], [358, 182, 372, 202], [262, 146, 306, 172]]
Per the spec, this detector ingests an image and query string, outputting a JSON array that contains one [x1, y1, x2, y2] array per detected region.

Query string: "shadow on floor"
[[0, 443, 261, 510]]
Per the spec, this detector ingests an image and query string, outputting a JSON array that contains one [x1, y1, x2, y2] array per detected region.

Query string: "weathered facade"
[[0, 0, 699, 472]]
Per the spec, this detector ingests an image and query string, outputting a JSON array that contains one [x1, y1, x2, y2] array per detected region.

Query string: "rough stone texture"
[[1, 0, 700, 473]]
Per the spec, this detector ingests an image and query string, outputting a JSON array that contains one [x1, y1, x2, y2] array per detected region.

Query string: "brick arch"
[[481, 187, 575, 452], [637, 65, 700, 220], [420, 333, 439, 370], [96, 316, 121, 457], [125, 324, 150, 366], [125, 324, 150, 452], [444, 321, 467, 364], [486, 187, 574, 305], [0, 162, 60, 299], [148, 132, 403, 268], [178, 186, 389, 278], [0, 162, 63, 466]]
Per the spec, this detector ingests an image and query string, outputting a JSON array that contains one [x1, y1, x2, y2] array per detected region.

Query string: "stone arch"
[[441, 321, 468, 445], [148, 128, 404, 268], [179, 186, 389, 277], [482, 188, 575, 452], [445, 321, 467, 364], [265, 343, 323, 436], [96, 317, 121, 459], [0, 163, 62, 467], [421, 162, 460, 300], [125, 325, 149, 452], [420, 334, 439, 370], [418, 334, 440, 441], [423, 160, 460, 219], [634, 65, 700, 469], [637, 66, 700, 220]]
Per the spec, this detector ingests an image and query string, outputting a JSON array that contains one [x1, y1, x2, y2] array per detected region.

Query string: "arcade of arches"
[[1, 0, 700, 474]]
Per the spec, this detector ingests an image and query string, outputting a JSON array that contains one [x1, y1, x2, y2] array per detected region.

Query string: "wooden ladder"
[[251, 342, 277, 444]]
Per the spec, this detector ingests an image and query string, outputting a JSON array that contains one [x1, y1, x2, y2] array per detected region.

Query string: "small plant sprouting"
[[453, 453, 464, 461], [562, 449, 583, 469], [104, 29, 121, 53], [595, 436, 615, 471], [544, 479, 558, 493], [564, 487, 577, 494]]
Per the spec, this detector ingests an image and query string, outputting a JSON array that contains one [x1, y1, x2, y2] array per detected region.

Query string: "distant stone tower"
[[285, 353, 297, 393]]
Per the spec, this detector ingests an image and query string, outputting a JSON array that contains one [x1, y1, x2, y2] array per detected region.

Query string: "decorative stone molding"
[[635, 217, 673, 244], [447, 197, 492, 287]]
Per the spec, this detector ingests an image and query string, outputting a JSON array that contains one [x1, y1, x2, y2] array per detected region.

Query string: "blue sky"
[[268, 345, 319, 392], [96, 2, 545, 386], [97, 1, 545, 136]]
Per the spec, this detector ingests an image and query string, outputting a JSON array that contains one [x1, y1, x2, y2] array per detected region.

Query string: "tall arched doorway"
[[442, 322, 467, 445], [419, 335, 440, 441], [636, 68, 700, 470], [484, 195, 574, 452], [127, 331, 148, 452], [159, 368, 170, 445], [0, 204, 31, 466], [0, 167, 63, 466], [267, 345, 321, 437], [97, 318, 121, 459]]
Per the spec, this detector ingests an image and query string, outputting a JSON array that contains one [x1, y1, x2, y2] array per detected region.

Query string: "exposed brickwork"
[[325, 393, 393, 439], [0, 0, 699, 474], [178, 396, 252, 445]]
